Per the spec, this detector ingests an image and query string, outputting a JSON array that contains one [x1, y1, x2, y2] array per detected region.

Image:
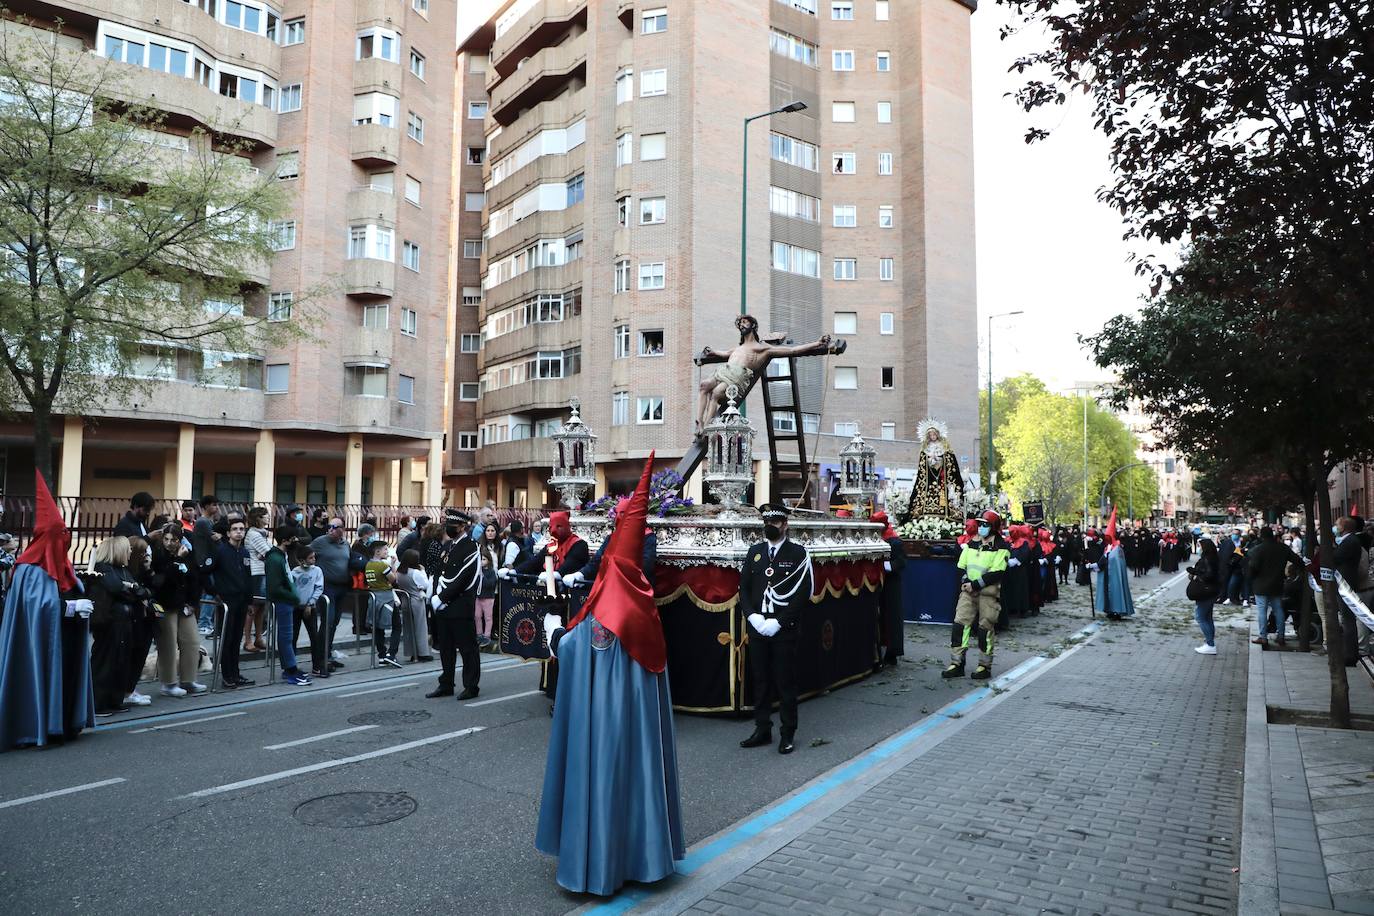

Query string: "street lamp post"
[[1081, 390, 1089, 526], [985, 310, 1024, 488], [741, 101, 807, 316]]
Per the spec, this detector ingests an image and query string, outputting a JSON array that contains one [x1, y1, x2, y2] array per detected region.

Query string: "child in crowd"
[[364, 540, 403, 668], [290, 546, 328, 679], [476, 550, 497, 647]]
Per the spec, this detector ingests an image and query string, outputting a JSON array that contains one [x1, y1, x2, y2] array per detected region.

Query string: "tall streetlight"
[[985, 310, 1024, 488], [741, 100, 807, 316]]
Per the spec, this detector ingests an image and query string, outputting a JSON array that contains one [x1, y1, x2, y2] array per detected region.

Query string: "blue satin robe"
[[536, 613, 685, 895], [1095, 545, 1136, 617]]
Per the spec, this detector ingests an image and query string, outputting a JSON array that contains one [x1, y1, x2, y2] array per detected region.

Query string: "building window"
[[834, 367, 858, 389], [353, 92, 397, 126], [356, 28, 400, 62], [615, 68, 634, 104], [216, 473, 254, 503], [613, 324, 631, 359], [459, 382, 479, 401], [771, 241, 820, 278], [778, 0, 818, 12], [833, 151, 856, 174], [832, 1, 854, 19], [769, 29, 819, 67], [402, 240, 420, 271], [881, 366, 894, 389], [464, 191, 485, 212], [640, 69, 667, 97], [833, 204, 857, 228], [771, 132, 819, 171], [878, 152, 893, 175], [833, 258, 857, 280], [876, 51, 891, 72], [409, 49, 425, 79], [345, 365, 388, 397], [639, 196, 666, 225], [877, 101, 892, 123], [361, 303, 389, 329], [612, 391, 630, 425], [878, 204, 894, 228], [466, 146, 485, 165], [401, 307, 418, 337], [834, 312, 857, 335], [265, 363, 289, 393], [769, 186, 820, 222], [881, 422, 896, 440], [304, 475, 326, 503], [273, 474, 296, 504], [876, 0, 889, 19], [638, 330, 665, 356], [460, 333, 480, 353], [413, 0, 429, 13], [275, 151, 299, 180], [397, 373, 414, 404], [404, 175, 421, 205], [565, 174, 584, 205], [832, 50, 854, 71], [467, 101, 487, 119], [616, 132, 633, 167], [638, 261, 666, 290], [879, 257, 894, 280], [268, 291, 293, 321], [642, 7, 667, 32], [278, 83, 302, 112], [457, 431, 478, 450], [614, 260, 631, 294], [637, 396, 664, 424], [462, 286, 482, 306], [617, 195, 630, 227], [348, 225, 393, 260], [832, 101, 855, 122], [640, 133, 667, 161], [283, 18, 305, 45], [463, 239, 482, 259], [269, 219, 296, 250], [880, 312, 894, 334], [407, 111, 424, 142]]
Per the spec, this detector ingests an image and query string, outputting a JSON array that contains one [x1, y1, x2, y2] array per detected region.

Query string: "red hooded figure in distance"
[[535, 453, 684, 895]]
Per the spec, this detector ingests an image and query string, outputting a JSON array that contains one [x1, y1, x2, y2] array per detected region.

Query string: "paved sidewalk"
[[630, 587, 1250, 915]]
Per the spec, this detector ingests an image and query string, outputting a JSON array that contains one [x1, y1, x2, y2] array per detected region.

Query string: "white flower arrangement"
[[898, 516, 961, 541], [886, 482, 914, 523]]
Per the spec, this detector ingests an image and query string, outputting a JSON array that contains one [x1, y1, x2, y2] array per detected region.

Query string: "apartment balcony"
[[90, 380, 265, 427], [488, 33, 587, 127], [349, 123, 401, 167], [490, 0, 588, 75], [487, 89, 587, 161], [110, 62, 276, 147], [343, 327, 394, 365], [59, 0, 281, 78], [474, 437, 547, 473], [340, 396, 393, 430], [481, 320, 579, 368], [485, 206, 582, 263], [616, 0, 635, 27], [485, 144, 585, 212], [354, 57, 403, 95], [482, 262, 583, 311], [356, 0, 407, 28], [480, 377, 578, 417], [346, 186, 398, 228], [344, 259, 396, 298]]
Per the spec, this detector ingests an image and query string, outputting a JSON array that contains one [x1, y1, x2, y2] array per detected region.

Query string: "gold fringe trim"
[[810, 572, 884, 602], [654, 583, 739, 613]]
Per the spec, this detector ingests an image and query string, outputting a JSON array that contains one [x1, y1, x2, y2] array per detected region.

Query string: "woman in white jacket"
[[395, 549, 433, 663], [242, 506, 272, 654]]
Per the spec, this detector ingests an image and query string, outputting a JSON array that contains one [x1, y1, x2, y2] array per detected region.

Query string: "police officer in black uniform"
[[426, 511, 483, 701], [739, 503, 814, 755]]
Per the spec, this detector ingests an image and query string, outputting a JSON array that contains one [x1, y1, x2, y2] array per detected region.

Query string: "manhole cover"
[[294, 792, 417, 828], [347, 709, 432, 726]]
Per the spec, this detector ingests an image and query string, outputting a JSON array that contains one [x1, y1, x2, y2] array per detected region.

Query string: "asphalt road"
[[0, 569, 1183, 916]]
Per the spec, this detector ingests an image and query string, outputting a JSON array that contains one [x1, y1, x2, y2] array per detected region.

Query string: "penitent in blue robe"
[[0, 565, 95, 750], [536, 613, 685, 896], [1094, 545, 1136, 617]]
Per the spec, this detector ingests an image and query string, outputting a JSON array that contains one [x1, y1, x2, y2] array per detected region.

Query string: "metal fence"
[[0, 496, 549, 567]]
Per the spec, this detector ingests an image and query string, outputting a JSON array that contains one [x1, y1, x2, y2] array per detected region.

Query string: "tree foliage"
[[978, 373, 1048, 482], [0, 21, 306, 486]]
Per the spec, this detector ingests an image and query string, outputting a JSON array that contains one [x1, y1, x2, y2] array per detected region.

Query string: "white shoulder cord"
[[763, 552, 813, 617]]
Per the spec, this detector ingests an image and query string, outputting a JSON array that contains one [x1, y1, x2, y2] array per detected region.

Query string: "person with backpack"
[[1186, 537, 1222, 655]]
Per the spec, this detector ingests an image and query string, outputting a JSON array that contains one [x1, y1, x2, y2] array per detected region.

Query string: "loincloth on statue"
[[713, 363, 755, 391]]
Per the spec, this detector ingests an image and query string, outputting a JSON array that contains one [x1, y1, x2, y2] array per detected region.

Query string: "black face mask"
[[764, 524, 783, 541], [445, 526, 461, 539]]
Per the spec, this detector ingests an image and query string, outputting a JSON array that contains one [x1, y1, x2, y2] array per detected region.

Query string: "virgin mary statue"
[[905, 419, 964, 520]]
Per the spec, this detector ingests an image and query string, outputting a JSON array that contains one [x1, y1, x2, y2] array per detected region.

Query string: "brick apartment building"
[[447, 0, 979, 506], [0, 0, 454, 506]]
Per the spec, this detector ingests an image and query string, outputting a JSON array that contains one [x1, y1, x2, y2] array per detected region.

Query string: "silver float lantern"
[[837, 426, 878, 517], [702, 385, 755, 515], [548, 397, 597, 508]]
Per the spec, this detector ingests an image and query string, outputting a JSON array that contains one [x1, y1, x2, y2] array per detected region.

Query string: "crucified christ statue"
[[693, 314, 847, 436]]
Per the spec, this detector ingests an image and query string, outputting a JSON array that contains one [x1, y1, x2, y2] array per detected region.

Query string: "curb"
[[1239, 638, 1280, 915]]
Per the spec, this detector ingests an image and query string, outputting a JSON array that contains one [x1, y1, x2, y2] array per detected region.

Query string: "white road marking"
[[463, 689, 543, 708], [339, 682, 416, 698], [180, 727, 486, 799], [0, 778, 127, 810], [130, 712, 246, 733], [263, 725, 378, 750]]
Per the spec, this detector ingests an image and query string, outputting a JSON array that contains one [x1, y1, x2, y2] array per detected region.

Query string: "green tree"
[[979, 373, 1048, 483], [0, 22, 304, 488]]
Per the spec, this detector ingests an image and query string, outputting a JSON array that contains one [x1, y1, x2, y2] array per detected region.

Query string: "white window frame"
[[458, 431, 478, 451], [770, 132, 819, 171], [409, 48, 426, 80], [879, 257, 894, 281], [833, 257, 857, 280], [265, 363, 289, 394], [832, 50, 854, 71], [614, 259, 631, 294], [268, 291, 293, 321], [356, 27, 400, 63], [404, 175, 421, 205], [641, 7, 667, 33], [463, 239, 482, 259], [398, 373, 415, 405], [639, 196, 666, 225], [275, 151, 299, 180], [348, 224, 393, 261], [269, 219, 296, 251], [460, 333, 481, 353], [876, 51, 891, 72], [638, 261, 666, 290], [878, 204, 894, 228], [832, 1, 854, 19], [833, 312, 858, 335], [614, 324, 630, 359], [881, 366, 894, 389], [468, 100, 488, 119], [833, 151, 856, 174], [361, 303, 389, 329], [402, 240, 420, 271], [834, 367, 859, 390], [401, 307, 418, 337], [413, 0, 430, 13], [640, 68, 667, 97], [612, 391, 630, 426], [640, 132, 667, 161], [353, 92, 397, 126], [615, 68, 634, 104], [880, 312, 894, 334], [459, 382, 479, 401], [881, 422, 896, 440], [832, 101, 855, 123], [278, 82, 301, 112], [464, 191, 485, 212], [637, 396, 664, 425], [771, 242, 820, 278], [878, 152, 893, 175], [833, 204, 857, 228], [876, 0, 889, 19], [283, 17, 304, 45], [877, 101, 892, 123], [407, 111, 424, 142], [616, 132, 633, 167]]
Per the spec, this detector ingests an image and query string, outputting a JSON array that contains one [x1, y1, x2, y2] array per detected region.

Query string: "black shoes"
[[970, 664, 992, 681], [778, 733, 796, 755], [457, 687, 480, 701], [425, 687, 454, 699], [219, 675, 253, 689], [941, 662, 965, 679], [417, 655, 435, 662], [740, 728, 772, 749]]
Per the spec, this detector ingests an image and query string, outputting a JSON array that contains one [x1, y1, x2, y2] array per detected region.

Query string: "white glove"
[[430, 595, 443, 610], [175, 562, 188, 574], [747, 613, 766, 633], [1007, 558, 1021, 568], [1038, 558, 1047, 566], [536, 570, 552, 585], [562, 572, 585, 587], [65, 599, 93, 619], [759, 618, 782, 637], [496, 567, 512, 580], [883, 560, 891, 572], [543, 614, 563, 655]]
